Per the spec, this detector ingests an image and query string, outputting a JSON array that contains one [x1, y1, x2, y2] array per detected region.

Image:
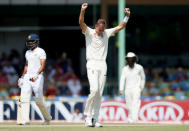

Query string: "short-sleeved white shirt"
[[25, 47, 46, 75], [83, 26, 116, 61]]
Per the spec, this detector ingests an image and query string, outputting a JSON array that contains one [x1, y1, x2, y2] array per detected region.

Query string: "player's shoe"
[[128, 118, 134, 123], [19, 122, 30, 125], [94, 122, 103, 127], [85, 117, 94, 127], [42, 120, 50, 125], [92, 118, 103, 127]]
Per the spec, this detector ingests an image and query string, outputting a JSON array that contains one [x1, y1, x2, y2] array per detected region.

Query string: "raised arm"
[[79, 3, 88, 33], [114, 8, 130, 34]]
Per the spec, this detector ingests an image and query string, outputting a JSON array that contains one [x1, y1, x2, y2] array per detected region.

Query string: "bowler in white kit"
[[18, 34, 52, 125], [79, 3, 130, 127], [120, 52, 145, 123]]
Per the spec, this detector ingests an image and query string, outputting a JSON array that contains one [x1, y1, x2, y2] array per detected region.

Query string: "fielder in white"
[[18, 34, 52, 125], [79, 3, 130, 127], [119, 52, 145, 123]]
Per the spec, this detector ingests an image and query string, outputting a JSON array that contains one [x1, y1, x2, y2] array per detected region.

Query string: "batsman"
[[17, 34, 52, 125], [79, 3, 130, 127]]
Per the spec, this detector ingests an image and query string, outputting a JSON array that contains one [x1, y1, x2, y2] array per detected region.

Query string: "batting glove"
[[18, 78, 24, 88]]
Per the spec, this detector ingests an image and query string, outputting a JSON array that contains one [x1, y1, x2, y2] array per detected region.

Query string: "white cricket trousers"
[[84, 60, 107, 120], [20, 74, 44, 124], [125, 88, 141, 123]]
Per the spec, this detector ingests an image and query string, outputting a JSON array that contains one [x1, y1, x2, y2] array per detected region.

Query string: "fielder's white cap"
[[126, 52, 136, 58]]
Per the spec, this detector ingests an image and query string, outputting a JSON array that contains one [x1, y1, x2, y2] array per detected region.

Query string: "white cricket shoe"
[[94, 122, 103, 127], [92, 118, 103, 127], [128, 118, 134, 123], [19, 122, 30, 125], [85, 118, 94, 127]]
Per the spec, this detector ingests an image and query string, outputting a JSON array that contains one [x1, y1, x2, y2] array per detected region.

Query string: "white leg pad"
[[20, 98, 30, 124], [17, 99, 22, 124], [34, 98, 52, 121]]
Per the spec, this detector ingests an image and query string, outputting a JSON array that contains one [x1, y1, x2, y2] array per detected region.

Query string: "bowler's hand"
[[81, 3, 88, 11], [124, 8, 130, 17]]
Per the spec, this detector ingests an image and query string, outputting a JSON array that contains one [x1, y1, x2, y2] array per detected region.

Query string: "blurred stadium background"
[[0, 0, 189, 124]]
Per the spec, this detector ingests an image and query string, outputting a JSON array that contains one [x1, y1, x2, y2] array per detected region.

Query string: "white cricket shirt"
[[25, 47, 46, 75], [120, 63, 145, 91], [83, 26, 116, 61]]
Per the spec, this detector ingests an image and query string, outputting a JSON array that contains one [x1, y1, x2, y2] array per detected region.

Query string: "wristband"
[[123, 16, 129, 23]]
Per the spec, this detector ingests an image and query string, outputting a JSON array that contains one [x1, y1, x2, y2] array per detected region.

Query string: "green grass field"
[[0, 122, 189, 131]]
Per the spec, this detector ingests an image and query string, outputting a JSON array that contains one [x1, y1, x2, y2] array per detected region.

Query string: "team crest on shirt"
[[28, 35, 31, 39]]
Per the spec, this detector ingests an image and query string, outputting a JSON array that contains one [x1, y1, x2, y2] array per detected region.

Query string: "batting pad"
[[17, 99, 22, 124], [34, 98, 52, 121], [20, 97, 30, 124]]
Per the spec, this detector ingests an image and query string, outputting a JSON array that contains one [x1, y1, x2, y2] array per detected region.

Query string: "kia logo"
[[140, 101, 184, 121]]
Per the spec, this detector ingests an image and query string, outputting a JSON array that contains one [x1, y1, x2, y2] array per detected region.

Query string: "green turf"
[[0, 122, 188, 131]]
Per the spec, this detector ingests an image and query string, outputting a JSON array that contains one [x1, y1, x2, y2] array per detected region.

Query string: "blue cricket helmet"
[[26, 34, 40, 41], [26, 34, 40, 50]]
